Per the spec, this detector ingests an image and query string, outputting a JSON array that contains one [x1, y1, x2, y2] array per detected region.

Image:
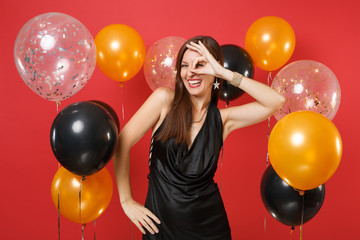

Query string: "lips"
[[187, 79, 202, 88]]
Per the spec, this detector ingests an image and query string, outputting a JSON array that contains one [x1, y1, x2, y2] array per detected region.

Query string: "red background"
[[1, 0, 359, 239]]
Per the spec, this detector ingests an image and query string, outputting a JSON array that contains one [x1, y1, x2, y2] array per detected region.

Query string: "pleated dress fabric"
[[143, 102, 231, 240]]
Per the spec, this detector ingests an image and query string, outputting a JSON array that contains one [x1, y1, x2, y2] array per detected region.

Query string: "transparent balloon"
[[14, 12, 96, 102], [144, 36, 186, 91], [272, 60, 341, 120]]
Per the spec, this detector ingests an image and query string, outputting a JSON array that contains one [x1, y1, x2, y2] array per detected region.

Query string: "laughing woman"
[[113, 36, 285, 240]]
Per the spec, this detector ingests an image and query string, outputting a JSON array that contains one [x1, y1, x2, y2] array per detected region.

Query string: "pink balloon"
[[14, 12, 96, 102], [144, 36, 186, 91], [272, 60, 341, 121]]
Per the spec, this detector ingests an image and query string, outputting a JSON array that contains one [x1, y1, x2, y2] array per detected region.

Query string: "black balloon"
[[50, 101, 118, 176], [89, 100, 120, 133], [220, 44, 254, 102], [260, 165, 325, 226]]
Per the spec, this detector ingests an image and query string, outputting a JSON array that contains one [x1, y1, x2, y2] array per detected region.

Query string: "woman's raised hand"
[[121, 199, 161, 235], [186, 41, 224, 77]]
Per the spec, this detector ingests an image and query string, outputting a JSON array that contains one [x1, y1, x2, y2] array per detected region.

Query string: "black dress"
[[143, 102, 231, 240]]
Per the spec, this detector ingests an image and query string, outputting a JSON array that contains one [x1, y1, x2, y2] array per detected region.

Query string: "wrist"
[[229, 72, 244, 88], [120, 192, 134, 205]]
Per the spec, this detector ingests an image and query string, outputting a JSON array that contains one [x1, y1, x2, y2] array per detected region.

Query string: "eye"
[[196, 63, 204, 68], [181, 63, 188, 68]]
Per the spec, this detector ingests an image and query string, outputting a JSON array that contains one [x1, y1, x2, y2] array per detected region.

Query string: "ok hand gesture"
[[186, 41, 225, 78]]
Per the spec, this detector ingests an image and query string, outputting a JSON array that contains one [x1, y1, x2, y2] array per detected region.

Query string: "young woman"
[[113, 36, 285, 239]]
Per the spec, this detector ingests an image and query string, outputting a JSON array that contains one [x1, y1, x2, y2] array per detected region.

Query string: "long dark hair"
[[156, 36, 224, 145]]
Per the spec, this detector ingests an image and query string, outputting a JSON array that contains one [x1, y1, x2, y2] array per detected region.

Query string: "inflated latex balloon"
[[14, 12, 96, 101], [245, 16, 295, 71], [272, 60, 341, 121], [220, 44, 254, 102], [51, 167, 113, 224], [144, 36, 186, 91], [95, 24, 145, 85], [261, 165, 325, 226], [50, 101, 118, 176], [268, 111, 342, 190]]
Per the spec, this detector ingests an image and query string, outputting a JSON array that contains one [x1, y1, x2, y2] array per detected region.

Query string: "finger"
[[197, 41, 213, 57], [144, 208, 161, 224], [133, 220, 146, 235], [190, 41, 202, 47], [186, 43, 202, 54], [143, 215, 159, 233], [191, 57, 206, 70], [188, 42, 205, 53], [139, 216, 156, 234]]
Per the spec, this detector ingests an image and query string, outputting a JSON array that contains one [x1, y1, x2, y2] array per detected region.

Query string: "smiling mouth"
[[188, 79, 202, 88]]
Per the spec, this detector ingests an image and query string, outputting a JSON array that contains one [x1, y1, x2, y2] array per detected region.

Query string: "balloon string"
[[264, 71, 273, 235], [82, 224, 86, 240], [290, 227, 293, 240], [121, 85, 125, 121], [56, 102, 61, 170], [264, 216, 266, 235], [79, 176, 86, 225], [81, 176, 86, 240], [130, 220, 133, 240], [300, 194, 304, 240], [56, 101, 61, 113], [219, 146, 224, 193], [94, 220, 96, 240], [266, 72, 272, 167], [58, 188, 61, 240], [56, 101, 61, 240], [266, 114, 270, 167]]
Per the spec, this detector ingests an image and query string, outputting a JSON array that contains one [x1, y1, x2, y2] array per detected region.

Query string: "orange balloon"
[[245, 16, 295, 72], [268, 111, 342, 190], [51, 167, 113, 224], [95, 24, 146, 83]]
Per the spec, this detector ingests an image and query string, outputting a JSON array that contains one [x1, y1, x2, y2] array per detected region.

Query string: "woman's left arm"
[[220, 72, 285, 139], [187, 41, 285, 139]]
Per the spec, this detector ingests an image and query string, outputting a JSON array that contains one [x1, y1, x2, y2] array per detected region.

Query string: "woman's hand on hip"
[[121, 199, 161, 235]]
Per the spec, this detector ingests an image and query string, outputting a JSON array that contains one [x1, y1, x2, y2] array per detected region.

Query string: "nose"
[[186, 66, 195, 79]]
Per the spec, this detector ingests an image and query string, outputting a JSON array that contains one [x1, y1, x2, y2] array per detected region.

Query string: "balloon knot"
[[119, 82, 124, 87]]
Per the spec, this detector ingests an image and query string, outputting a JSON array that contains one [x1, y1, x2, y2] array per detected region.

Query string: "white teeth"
[[189, 80, 201, 85]]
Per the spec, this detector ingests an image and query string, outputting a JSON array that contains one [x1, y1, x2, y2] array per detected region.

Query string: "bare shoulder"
[[119, 87, 174, 147], [153, 87, 174, 103], [152, 87, 174, 105], [151, 87, 174, 114], [151, 87, 174, 132]]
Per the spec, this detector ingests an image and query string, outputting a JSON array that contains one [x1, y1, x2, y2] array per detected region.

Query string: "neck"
[[190, 95, 211, 112]]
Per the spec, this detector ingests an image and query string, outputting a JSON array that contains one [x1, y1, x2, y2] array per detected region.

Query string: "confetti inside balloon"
[[14, 12, 96, 102], [271, 60, 341, 121], [144, 36, 186, 91]]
